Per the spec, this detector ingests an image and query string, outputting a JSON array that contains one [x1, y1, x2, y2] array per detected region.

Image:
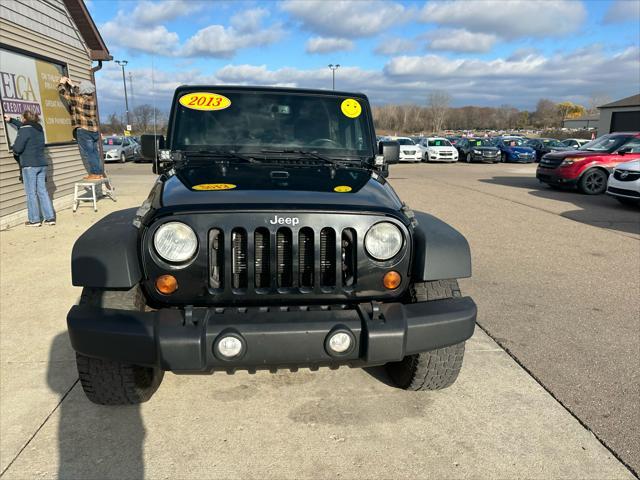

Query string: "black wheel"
[[385, 279, 466, 391], [501, 152, 507, 163], [76, 286, 164, 405], [466, 152, 472, 163], [578, 169, 608, 195], [616, 197, 640, 206], [120, 152, 126, 163]]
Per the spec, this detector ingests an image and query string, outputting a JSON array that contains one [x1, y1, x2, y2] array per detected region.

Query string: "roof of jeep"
[[173, 85, 368, 100]]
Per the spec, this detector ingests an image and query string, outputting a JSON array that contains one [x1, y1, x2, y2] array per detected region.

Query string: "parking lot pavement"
[[0, 162, 637, 479], [392, 162, 639, 475]]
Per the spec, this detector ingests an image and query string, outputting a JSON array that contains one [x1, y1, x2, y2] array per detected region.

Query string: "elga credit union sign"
[[0, 48, 74, 145]]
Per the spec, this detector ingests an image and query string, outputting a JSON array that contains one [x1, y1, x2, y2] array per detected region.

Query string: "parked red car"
[[536, 133, 640, 194]]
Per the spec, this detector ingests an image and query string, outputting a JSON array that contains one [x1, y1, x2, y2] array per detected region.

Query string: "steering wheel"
[[309, 138, 341, 148]]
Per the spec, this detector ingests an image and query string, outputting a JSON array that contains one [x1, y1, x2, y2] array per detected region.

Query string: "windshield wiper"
[[184, 150, 258, 164], [260, 149, 363, 168]]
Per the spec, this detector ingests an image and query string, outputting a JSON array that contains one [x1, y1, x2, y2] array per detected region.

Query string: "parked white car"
[[391, 137, 422, 162], [424, 137, 459, 163], [607, 159, 640, 206]]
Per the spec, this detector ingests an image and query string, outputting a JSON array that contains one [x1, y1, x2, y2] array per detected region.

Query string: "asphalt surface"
[[392, 161, 639, 474], [0, 160, 638, 479]]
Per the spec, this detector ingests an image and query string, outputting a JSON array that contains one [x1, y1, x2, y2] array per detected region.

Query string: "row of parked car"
[[378, 135, 591, 164], [378, 132, 640, 204]]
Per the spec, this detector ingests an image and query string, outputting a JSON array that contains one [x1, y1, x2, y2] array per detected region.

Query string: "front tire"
[[385, 279, 466, 391], [120, 152, 126, 163], [75, 286, 164, 405], [578, 169, 608, 195], [501, 152, 507, 163], [466, 153, 472, 163]]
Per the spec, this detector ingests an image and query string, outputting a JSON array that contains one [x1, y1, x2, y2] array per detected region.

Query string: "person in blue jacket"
[[4, 111, 56, 226]]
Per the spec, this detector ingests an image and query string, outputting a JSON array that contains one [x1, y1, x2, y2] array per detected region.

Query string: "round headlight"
[[153, 222, 198, 263], [365, 222, 403, 260]]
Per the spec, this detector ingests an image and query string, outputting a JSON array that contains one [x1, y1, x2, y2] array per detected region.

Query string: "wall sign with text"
[[0, 47, 74, 146]]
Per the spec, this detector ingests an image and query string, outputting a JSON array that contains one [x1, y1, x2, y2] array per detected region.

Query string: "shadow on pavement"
[[48, 332, 146, 480], [480, 176, 640, 236]]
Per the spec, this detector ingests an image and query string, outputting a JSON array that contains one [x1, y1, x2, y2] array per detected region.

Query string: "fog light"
[[329, 332, 351, 353], [216, 336, 243, 358], [383, 271, 401, 289], [156, 274, 178, 294]]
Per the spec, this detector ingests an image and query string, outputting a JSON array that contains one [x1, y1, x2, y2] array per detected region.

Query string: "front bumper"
[[471, 153, 499, 162], [67, 297, 477, 373], [536, 167, 578, 186]]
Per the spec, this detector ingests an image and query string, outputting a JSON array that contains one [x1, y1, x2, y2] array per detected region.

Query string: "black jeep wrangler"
[[67, 86, 476, 405]]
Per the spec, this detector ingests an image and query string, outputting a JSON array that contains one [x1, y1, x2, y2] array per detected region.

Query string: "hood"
[[505, 145, 534, 153], [543, 150, 604, 160], [470, 146, 498, 152], [160, 164, 404, 214], [615, 159, 640, 172], [428, 145, 456, 151], [103, 144, 121, 152]]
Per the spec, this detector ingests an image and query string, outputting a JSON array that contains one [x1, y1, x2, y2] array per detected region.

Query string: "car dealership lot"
[[1, 163, 637, 479]]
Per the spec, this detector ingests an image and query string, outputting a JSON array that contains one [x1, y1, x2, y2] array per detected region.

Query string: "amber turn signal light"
[[156, 274, 178, 294], [383, 271, 401, 290]]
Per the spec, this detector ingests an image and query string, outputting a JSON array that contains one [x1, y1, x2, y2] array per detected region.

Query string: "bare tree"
[[131, 104, 166, 134], [587, 93, 611, 114], [427, 91, 451, 133]]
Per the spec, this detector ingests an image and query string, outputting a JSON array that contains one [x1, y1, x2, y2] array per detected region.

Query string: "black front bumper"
[[67, 298, 477, 373], [536, 168, 578, 186]]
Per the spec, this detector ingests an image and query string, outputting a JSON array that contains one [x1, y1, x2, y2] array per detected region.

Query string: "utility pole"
[[328, 64, 340, 90], [114, 59, 130, 128], [128, 72, 134, 111]]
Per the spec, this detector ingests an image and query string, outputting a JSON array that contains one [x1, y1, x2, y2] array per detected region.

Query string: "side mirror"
[[617, 146, 632, 155], [141, 134, 165, 173], [379, 140, 400, 164]]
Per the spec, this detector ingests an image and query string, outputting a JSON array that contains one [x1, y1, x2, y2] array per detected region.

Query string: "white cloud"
[[230, 8, 270, 33], [100, 20, 180, 55], [131, 0, 203, 26], [100, 4, 283, 58], [420, 0, 587, 38], [305, 37, 354, 54], [281, 0, 406, 38], [374, 37, 417, 55], [424, 29, 498, 53], [181, 22, 284, 58], [603, 0, 640, 24]]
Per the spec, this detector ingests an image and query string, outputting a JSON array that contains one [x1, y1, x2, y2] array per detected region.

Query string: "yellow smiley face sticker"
[[334, 185, 352, 193], [192, 183, 237, 191], [341, 98, 362, 119]]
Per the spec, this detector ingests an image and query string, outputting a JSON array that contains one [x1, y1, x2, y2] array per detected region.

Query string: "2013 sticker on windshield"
[[179, 92, 231, 111], [192, 183, 237, 191], [334, 185, 352, 193], [341, 98, 362, 119]]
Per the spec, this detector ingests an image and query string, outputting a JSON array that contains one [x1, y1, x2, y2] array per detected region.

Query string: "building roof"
[[599, 93, 640, 109], [62, 0, 111, 61]]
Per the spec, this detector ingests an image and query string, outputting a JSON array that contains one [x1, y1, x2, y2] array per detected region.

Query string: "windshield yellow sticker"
[[334, 185, 352, 193], [179, 92, 231, 111], [341, 98, 362, 118], [192, 183, 237, 191]]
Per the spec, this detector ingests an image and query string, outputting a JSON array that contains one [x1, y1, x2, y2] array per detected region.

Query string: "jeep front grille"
[[209, 226, 352, 293]]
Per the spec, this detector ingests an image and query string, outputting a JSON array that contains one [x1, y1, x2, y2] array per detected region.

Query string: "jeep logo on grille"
[[269, 215, 300, 226]]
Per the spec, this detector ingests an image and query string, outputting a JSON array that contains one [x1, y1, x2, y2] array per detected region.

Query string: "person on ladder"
[[57, 76, 104, 180]]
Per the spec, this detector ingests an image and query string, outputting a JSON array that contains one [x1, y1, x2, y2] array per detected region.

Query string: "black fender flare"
[[411, 211, 472, 281], [71, 208, 142, 288]]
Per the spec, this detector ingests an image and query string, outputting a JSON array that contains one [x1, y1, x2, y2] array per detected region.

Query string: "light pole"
[[128, 72, 134, 111], [114, 59, 130, 128], [328, 64, 340, 90]]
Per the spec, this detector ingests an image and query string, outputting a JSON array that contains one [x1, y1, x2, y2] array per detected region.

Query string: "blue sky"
[[86, 0, 640, 116]]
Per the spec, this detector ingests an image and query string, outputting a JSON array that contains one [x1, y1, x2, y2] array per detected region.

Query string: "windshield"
[[468, 139, 493, 147], [397, 138, 415, 145], [171, 90, 374, 158], [581, 135, 633, 152], [103, 137, 123, 146], [503, 138, 525, 146], [428, 139, 452, 147], [542, 139, 564, 147]]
